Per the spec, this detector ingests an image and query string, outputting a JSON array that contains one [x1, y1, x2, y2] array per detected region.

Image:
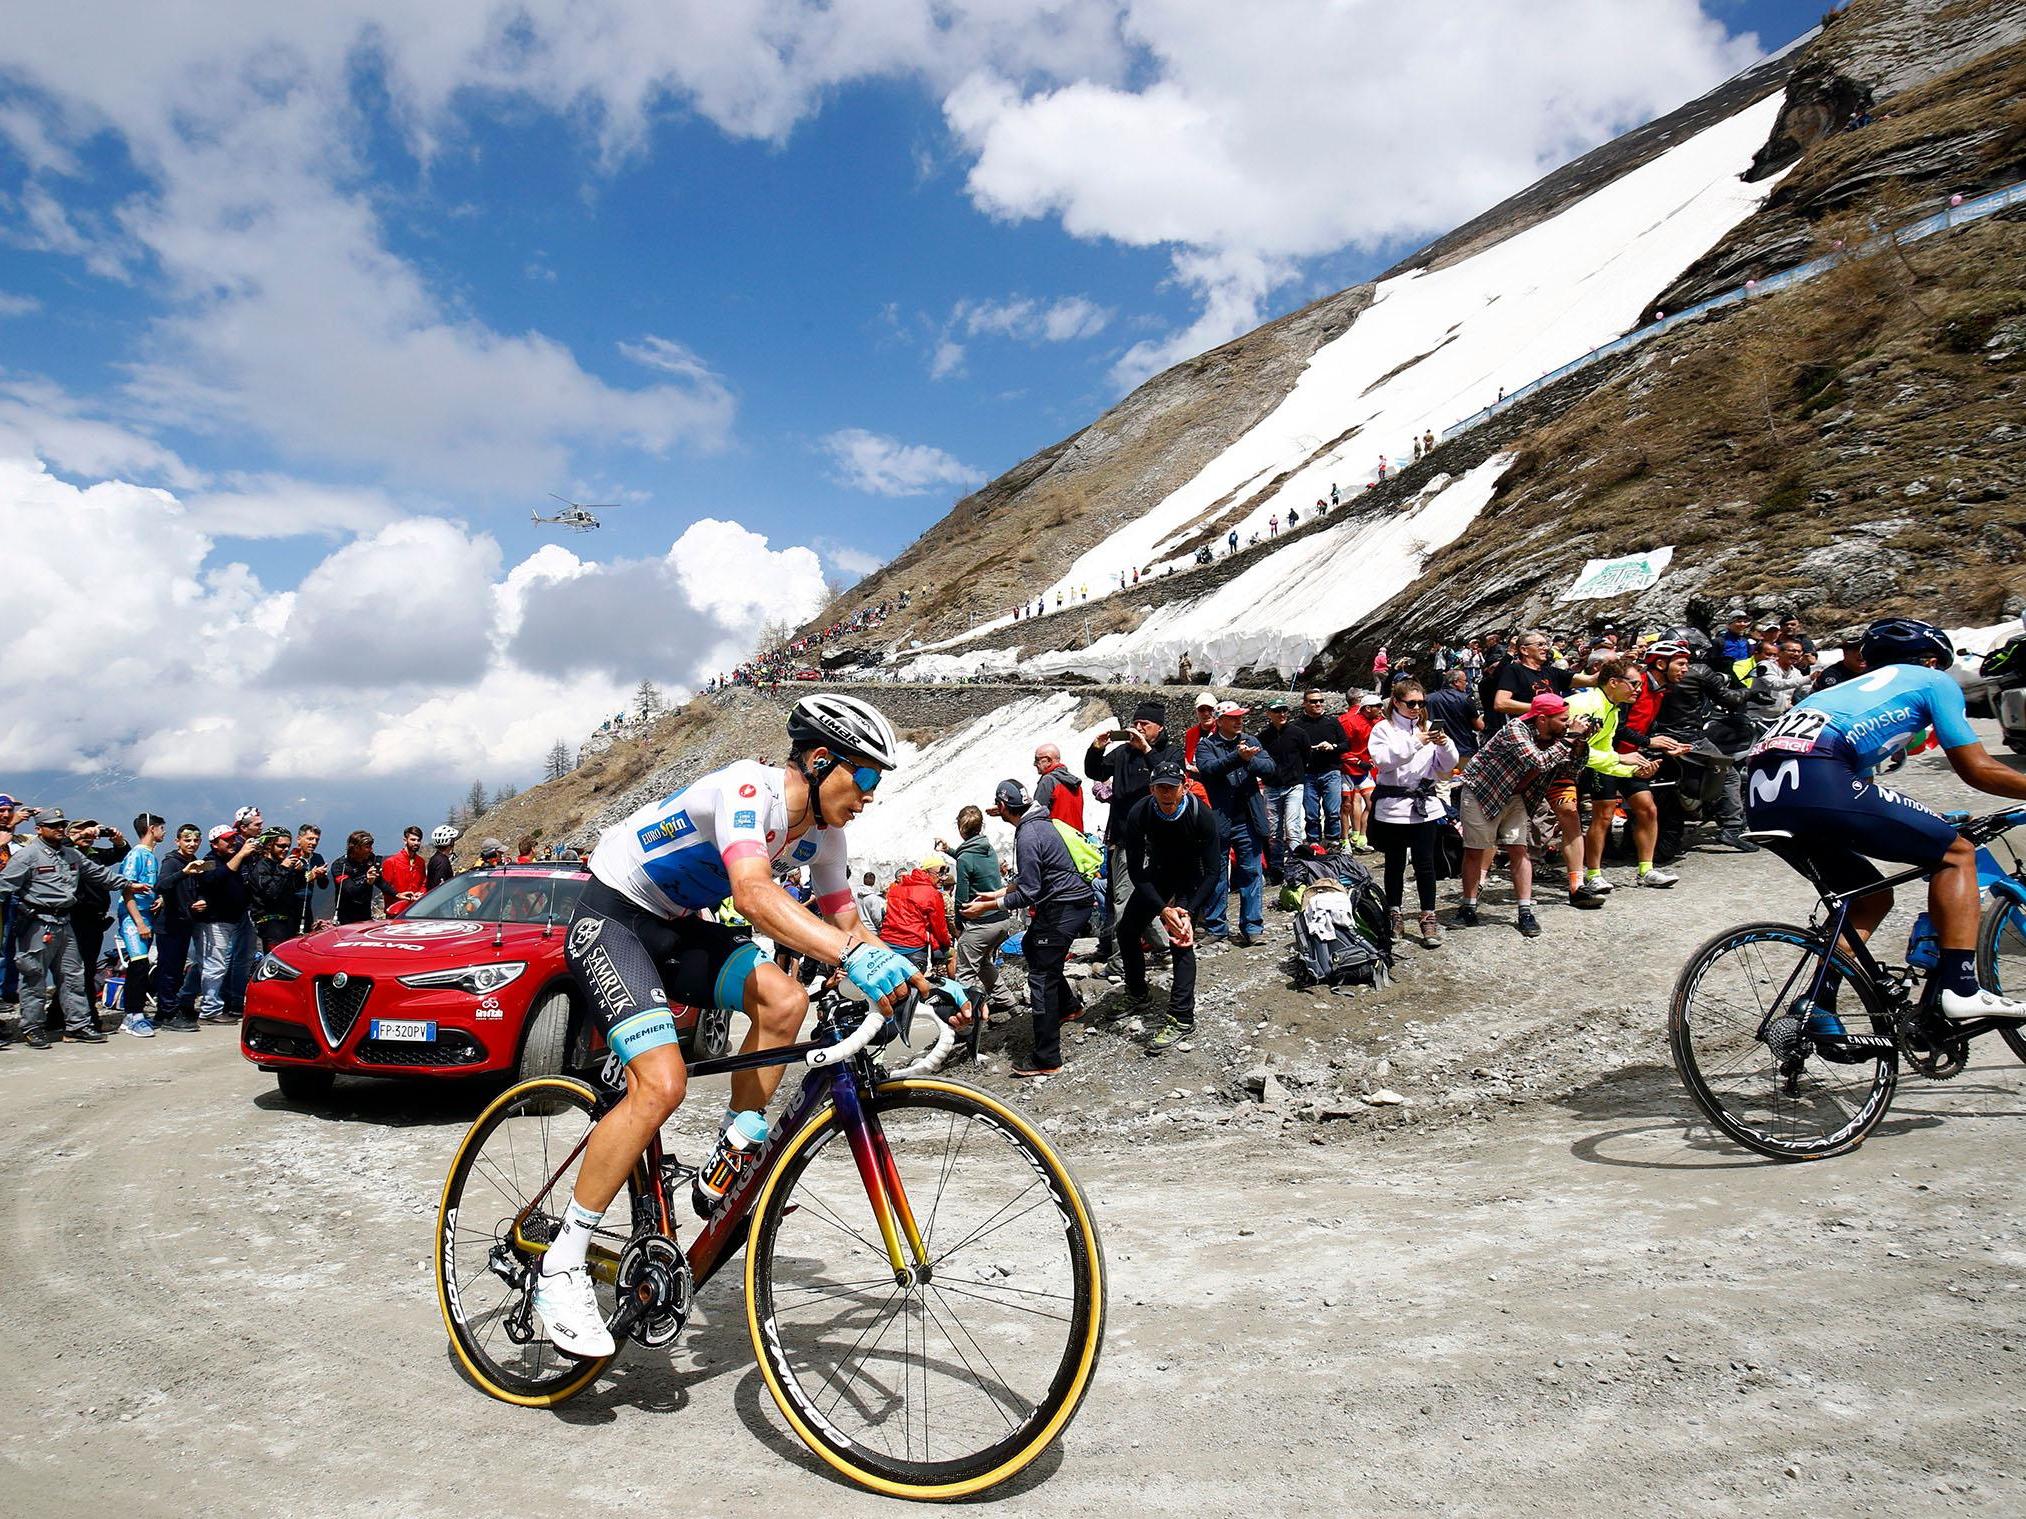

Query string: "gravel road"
[[5, 735, 2025, 1515]]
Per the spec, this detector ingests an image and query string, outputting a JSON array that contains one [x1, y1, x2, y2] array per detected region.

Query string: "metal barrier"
[[1438, 177, 2026, 442]]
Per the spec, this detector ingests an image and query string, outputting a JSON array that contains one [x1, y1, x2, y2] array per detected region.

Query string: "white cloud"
[[0, 372, 202, 488], [821, 427, 985, 497], [181, 477, 403, 539], [0, 292, 41, 318], [817, 540, 887, 579], [0, 449, 829, 784], [947, 0, 1762, 378], [930, 292, 1113, 377]]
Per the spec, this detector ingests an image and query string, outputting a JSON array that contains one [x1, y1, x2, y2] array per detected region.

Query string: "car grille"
[[353, 1029, 487, 1067], [244, 1017, 318, 1061], [314, 976, 373, 1048]]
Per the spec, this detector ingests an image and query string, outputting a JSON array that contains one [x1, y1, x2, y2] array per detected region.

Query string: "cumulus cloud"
[[0, 372, 202, 489], [930, 293, 1113, 378], [0, 451, 828, 784], [822, 427, 985, 497]]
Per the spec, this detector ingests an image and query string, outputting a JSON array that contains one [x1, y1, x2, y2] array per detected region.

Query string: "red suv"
[[240, 863, 727, 1103]]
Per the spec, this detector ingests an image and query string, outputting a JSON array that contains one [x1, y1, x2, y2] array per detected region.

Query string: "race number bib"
[[1752, 705, 1828, 757]]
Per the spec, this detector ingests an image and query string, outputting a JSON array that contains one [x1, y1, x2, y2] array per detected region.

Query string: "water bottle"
[[1905, 911, 1940, 972], [693, 1110, 769, 1217]]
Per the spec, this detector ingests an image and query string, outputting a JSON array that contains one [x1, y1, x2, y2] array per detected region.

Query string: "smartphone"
[[1107, 729, 1136, 742]]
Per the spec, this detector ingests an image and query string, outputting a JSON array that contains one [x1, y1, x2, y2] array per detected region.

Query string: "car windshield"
[[402, 871, 587, 924]]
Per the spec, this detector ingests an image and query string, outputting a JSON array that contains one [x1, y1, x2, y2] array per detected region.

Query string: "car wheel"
[[691, 1006, 734, 1062], [275, 1068, 335, 1104], [2007, 728, 2026, 756], [516, 988, 573, 1082]]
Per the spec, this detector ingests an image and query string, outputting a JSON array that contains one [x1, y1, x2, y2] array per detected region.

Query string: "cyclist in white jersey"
[[533, 694, 932, 1358]]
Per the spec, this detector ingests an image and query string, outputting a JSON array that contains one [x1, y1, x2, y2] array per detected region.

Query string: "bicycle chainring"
[[615, 1235, 692, 1349], [1893, 1008, 1970, 1081]]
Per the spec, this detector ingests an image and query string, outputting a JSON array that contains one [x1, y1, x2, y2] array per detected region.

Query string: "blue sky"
[[0, 0, 1825, 835]]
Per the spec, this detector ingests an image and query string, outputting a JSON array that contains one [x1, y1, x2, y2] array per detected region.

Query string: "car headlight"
[[396, 962, 527, 995], [252, 951, 302, 982]]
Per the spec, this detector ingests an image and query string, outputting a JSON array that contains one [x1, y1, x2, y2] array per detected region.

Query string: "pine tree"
[[633, 678, 663, 720], [544, 739, 574, 781], [465, 779, 488, 820], [491, 782, 519, 808]]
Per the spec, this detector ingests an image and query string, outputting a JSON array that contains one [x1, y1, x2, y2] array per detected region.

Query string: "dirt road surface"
[[4, 1025, 2023, 1516]]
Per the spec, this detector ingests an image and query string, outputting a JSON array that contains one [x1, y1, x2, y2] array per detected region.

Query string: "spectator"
[[427, 827, 460, 890], [186, 825, 260, 1024], [1367, 680, 1459, 946], [1252, 698, 1307, 881], [1488, 630, 1595, 892], [881, 854, 954, 973], [852, 869, 886, 930], [0, 809, 141, 1047], [292, 824, 329, 934], [1338, 691, 1383, 850], [1117, 754, 1218, 1053], [1748, 640, 1812, 721], [969, 779, 1094, 1078], [1182, 690, 1218, 769], [477, 838, 508, 869], [68, 818, 128, 1016], [1453, 693, 1588, 937], [1086, 700, 1173, 966], [1227, 529, 1239, 555], [1194, 701, 1274, 947], [949, 806, 1016, 1022], [515, 834, 538, 864], [1031, 744, 1086, 830], [1428, 666, 1483, 760], [382, 825, 430, 901], [1720, 612, 1756, 670], [1779, 614, 1817, 657], [152, 824, 204, 1030], [115, 813, 166, 1036], [0, 794, 30, 1015], [246, 830, 307, 952], [1810, 631, 1868, 691], [330, 830, 394, 925], [1569, 660, 1674, 892], [1290, 688, 1348, 847]]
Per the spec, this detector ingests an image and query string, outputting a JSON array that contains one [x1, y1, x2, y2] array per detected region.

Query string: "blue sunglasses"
[[851, 765, 883, 794]]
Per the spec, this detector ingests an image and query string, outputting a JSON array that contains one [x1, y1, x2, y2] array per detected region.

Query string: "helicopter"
[[531, 493, 619, 533]]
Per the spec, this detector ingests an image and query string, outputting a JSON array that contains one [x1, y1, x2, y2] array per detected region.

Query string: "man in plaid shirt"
[[1451, 692, 1592, 936]]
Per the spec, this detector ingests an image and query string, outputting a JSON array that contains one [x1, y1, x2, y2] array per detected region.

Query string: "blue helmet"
[[1859, 617, 1953, 669]]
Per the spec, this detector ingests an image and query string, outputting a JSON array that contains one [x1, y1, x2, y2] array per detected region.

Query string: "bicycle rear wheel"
[[1669, 922, 1897, 1161], [1974, 894, 2026, 1063], [434, 1076, 633, 1404], [746, 1078, 1106, 1500]]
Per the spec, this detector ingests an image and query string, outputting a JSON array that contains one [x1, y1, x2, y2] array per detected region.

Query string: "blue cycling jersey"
[[1749, 663, 1976, 776]]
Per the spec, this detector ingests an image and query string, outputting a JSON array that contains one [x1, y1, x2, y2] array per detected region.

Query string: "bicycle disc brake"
[[614, 1235, 692, 1349]]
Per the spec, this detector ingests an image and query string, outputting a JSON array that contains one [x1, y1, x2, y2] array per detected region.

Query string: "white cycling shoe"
[[1939, 986, 2026, 1022], [532, 1265, 616, 1358]]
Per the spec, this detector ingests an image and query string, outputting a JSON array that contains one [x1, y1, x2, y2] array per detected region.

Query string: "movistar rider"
[[1744, 617, 2026, 1022], [533, 693, 929, 1359]]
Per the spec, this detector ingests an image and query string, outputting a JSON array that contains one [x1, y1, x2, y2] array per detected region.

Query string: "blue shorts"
[[1744, 756, 1958, 895]]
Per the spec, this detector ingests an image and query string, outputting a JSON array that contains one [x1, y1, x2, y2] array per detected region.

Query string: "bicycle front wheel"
[[1974, 893, 2026, 1064], [746, 1078, 1106, 1500], [1669, 922, 1897, 1161], [434, 1076, 633, 1404]]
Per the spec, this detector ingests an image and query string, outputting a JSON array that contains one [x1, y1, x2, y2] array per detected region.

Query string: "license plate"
[[370, 1019, 436, 1042]]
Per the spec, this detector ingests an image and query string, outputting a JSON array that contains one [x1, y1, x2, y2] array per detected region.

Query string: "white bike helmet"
[[432, 824, 460, 846], [787, 693, 900, 769]]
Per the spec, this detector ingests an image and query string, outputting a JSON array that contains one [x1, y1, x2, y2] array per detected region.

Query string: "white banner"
[[1559, 546, 1674, 602]]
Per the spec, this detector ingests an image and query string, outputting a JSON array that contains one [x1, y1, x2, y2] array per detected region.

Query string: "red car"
[[240, 862, 728, 1103]]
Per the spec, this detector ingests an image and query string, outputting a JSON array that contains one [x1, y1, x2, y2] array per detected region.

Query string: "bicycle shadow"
[[528, 1304, 755, 1423]]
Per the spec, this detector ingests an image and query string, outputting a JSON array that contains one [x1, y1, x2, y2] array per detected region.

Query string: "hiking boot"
[[1636, 866, 1679, 889], [1450, 902, 1481, 928], [1568, 883, 1608, 910], [24, 1027, 52, 1049], [1388, 907, 1404, 939], [1418, 911, 1442, 947], [1146, 1017, 1192, 1055], [67, 1027, 108, 1044], [1713, 830, 1760, 853], [1235, 932, 1263, 948], [1010, 1058, 1063, 1078], [1516, 907, 1542, 938]]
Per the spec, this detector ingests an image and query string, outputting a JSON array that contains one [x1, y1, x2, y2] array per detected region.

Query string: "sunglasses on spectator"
[[1395, 698, 1426, 708]]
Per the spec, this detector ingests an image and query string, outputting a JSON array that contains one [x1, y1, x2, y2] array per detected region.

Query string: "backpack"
[[1294, 847, 1393, 964], [1051, 820, 1103, 882], [1290, 886, 1391, 992]]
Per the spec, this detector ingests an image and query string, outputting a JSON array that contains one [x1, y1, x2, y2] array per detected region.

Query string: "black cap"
[[1130, 699, 1166, 726], [1149, 755, 1186, 785]]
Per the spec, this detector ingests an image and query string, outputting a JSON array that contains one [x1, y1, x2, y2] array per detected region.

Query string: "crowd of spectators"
[[704, 595, 905, 691], [0, 807, 575, 1051]]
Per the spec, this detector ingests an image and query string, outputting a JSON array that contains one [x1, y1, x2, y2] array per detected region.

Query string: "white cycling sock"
[[543, 1197, 604, 1276]]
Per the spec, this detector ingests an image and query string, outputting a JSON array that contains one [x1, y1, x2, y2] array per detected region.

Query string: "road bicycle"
[[1668, 806, 2026, 1161], [433, 983, 1106, 1500]]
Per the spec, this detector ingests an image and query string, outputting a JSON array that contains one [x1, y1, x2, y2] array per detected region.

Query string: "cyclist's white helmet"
[[788, 693, 900, 769], [431, 824, 460, 846]]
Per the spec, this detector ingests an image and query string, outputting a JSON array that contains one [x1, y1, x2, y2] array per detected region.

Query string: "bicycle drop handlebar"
[[1947, 805, 2026, 845], [803, 984, 964, 1077]]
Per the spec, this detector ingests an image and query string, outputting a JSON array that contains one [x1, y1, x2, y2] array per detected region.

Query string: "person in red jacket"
[[1031, 744, 1086, 830], [1338, 691, 1384, 850], [1182, 690, 1217, 770], [880, 854, 954, 974], [380, 825, 430, 902]]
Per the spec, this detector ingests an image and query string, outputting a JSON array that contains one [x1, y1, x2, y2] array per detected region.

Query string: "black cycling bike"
[[1669, 806, 2026, 1160], [434, 983, 1106, 1499]]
